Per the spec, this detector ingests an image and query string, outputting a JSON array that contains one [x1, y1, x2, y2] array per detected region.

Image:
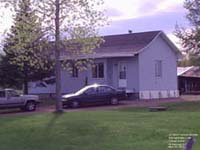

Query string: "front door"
[[118, 62, 128, 88]]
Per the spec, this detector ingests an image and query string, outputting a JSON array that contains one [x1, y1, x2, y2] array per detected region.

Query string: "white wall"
[[138, 35, 179, 99]]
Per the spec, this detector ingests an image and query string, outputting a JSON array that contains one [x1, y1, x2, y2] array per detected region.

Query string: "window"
[[98, 86, 115, 94], [99, 63, 104, 78], [155, 60, 162, 77], [92, 63, 104, 78], [7, 90, 19, 97], [0, 91, 5, 98], [45, 78, 56, 85], [71, 66, 78, 78], [92, 65, 98, 78], [119, 62, 127, 79], [84, 88, 96, 95], [36, 82, 46, 87]]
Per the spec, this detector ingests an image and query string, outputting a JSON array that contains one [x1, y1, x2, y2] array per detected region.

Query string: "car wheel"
[[110, 98, 119, 105], [25, 101, 36, 111], [71, 101, 80, 108]]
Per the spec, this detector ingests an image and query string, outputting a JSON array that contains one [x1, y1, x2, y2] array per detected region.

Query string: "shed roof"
[[178, 66, 200, 78]]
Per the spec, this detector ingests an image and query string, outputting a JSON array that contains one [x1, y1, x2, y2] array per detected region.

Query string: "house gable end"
[[138, 31, 178, 95], [138, 31, 181, 59]]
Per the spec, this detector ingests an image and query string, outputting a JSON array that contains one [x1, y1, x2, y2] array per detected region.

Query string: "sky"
[[100, 0, 188, 48], [0, 0, 188, 48]]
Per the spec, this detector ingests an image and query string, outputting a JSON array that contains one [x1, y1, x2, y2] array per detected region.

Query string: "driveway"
[[63, 98, 185, 112], [0, 97, 188, 116]]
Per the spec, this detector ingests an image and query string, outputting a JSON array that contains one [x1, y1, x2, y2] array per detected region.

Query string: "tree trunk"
[[23, 63, 28, 95], [23, 79, 28, 95], [55, 0, 63, 112]]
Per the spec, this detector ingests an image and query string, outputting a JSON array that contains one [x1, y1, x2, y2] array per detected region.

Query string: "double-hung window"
[[92, 63, 104, 78], [71, 66, 78, 78]]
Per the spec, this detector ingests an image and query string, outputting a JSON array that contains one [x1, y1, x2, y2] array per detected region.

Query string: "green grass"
[[1, 102, 200, 150]]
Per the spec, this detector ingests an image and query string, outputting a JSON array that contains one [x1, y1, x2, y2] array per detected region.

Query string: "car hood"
[[62, 93, 77, 99], [20, 95, 39, 100]]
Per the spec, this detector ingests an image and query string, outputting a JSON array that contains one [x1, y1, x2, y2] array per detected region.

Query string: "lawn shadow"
[[43, 112, 112, 149], [46, 112, 64, 129]]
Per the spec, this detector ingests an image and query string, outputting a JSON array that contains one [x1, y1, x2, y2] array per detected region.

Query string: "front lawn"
[[0, 101, 200, 150]]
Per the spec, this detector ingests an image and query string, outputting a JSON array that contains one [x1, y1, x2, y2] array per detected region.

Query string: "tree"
[[175, 0, 200, 55], [178, 53, 200, 66], [0, 52, 54, 91], [0, 54, 23, 89], [1, 0, 53, 94], [0, 0, 107, 112]]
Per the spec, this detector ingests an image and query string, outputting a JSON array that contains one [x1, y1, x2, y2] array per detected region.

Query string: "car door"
[[97, 86, 115, 103], [0, 91, 7, 108], [81, 87, 98, 104], [6, 90, 24, 107]]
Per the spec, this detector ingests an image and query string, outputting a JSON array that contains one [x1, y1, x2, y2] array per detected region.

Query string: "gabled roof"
[[100, 31, 160, 50], [92, 31, 161, 58], [60, 30, 181, 60]]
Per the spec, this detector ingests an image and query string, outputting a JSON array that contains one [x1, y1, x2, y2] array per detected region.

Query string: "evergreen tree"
[[2, 0, 53, 94], [0, 54, 23, 89]]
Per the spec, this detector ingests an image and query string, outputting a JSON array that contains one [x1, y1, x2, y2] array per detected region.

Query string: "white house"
[[29, 31, 181, 99]]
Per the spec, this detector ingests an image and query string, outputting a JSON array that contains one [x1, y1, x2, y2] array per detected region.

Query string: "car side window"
[[106, 87, 115, 93], [84, 88, 96, 95], [7, 91, 19, 97], [98, 87, 115, 94], [0, 91, 5, 98]]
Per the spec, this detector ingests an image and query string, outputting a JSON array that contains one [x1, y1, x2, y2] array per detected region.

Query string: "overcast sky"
[[0, 0, 188, 48]]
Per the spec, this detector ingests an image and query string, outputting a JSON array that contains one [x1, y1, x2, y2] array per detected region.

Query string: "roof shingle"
[[95, 31, 161, 55], [60, 30, 162, 59]]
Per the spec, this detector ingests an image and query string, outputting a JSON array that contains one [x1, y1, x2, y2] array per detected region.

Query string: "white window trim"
[[92, 62, 105, 79], [155, 60, 163, 78], [118, 61, 128, 80]]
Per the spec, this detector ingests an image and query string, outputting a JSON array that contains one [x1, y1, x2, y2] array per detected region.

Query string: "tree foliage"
[[1, 0, 107, 71], [175, 0, 200, 55], [178, 54, 200, 66], [34, 0, 107, 71], [0, 54, 23, 89], [0, 0, 108, 111], [1, 0, 53, 93]]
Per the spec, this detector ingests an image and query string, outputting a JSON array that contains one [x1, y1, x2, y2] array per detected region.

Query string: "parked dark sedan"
[[62, 84, 127, 108]]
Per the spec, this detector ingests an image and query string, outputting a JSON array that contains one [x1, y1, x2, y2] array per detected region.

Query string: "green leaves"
[[1, 0, 108, 72], [175, 0, 200, 55], [1, 0, 53, 91]]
